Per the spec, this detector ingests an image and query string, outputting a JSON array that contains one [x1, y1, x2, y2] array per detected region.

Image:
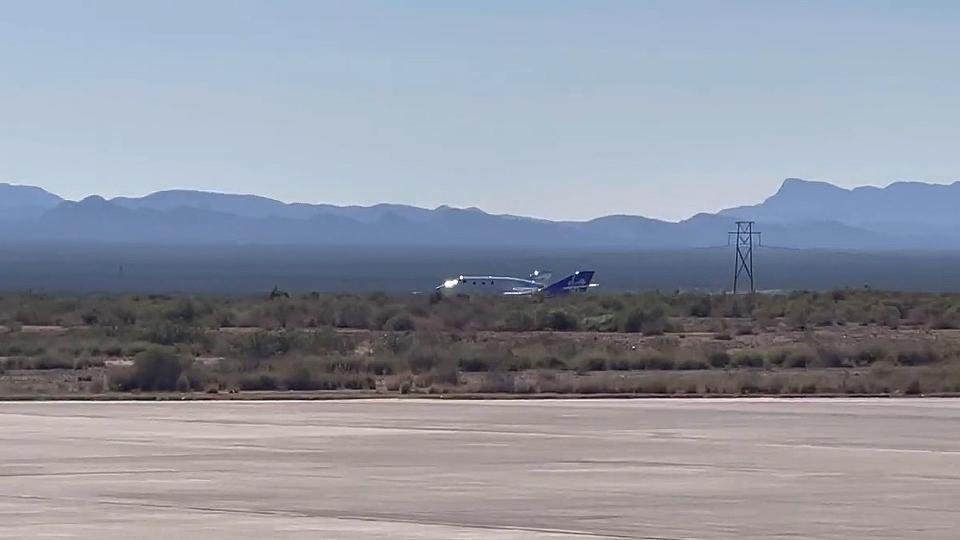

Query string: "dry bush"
[[479, 371, 515, 393], [110, 347, 187, 391]]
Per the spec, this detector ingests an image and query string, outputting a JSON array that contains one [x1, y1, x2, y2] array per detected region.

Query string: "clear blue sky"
[[1, 1, 958, 221]]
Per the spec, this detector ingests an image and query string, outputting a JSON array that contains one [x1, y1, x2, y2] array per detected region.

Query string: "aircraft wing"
[[502, 287, 539, 296]]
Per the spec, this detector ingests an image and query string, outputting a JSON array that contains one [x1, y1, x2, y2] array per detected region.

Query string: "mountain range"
[[1, 178, 958, 249]]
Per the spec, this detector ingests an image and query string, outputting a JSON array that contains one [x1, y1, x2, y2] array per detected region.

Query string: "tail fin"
[[541, 271, 596, 296]]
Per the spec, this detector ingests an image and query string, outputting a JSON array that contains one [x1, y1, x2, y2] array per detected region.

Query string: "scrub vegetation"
[[1, 289, 959, 397]]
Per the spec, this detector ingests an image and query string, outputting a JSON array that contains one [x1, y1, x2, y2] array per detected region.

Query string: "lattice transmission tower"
[[728, 221, 761, 294]]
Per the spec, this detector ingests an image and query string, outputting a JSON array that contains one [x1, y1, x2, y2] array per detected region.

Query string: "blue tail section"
[[541, 271, 596, 296]]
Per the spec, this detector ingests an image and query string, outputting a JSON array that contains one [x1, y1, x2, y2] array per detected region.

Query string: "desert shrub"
[[904, 379, 922, 395], [783, 349, 816, 369], [675, 357, 709, 370], [406, 348, 443, 374], [581, 314, 618, 332], [384, 313, 416, 332], [429, 363, 460, 386], [541, 309, 578, 331], [372, 306, 400, 330], [810, 347, 849, 368], [686, 295, 712, 317], [459, 356, 492, 372], [574, 377, 611, 394], [0, 339, 46, 357], [282, 363, 324, 391], [766, 349, 788, 368], [335, 302, 371, 329], [736, 378, 764, 395], [436, 305, 473, 331], [319, 356, 365, 373], [576, 355, 608, 372], [631, 352, 674, 370], [731, 351, 765, 369], [764, 377, 785, 395], [608, 357, 633, 371], [785, 301, 811, 330], [633, 376, 670, 394], [532, 356, 568, 370], [267, 301, 299, 329], [72, 357, 106, 370], [123, 342, 151, 357], [475, 353, 526, 372], [379, 332, 413, 355], [854, 346, 887, 366], [621, 304, 667, 335], [297, 327, 346, 355], [27, 357, 76, 370], [112, 305, 138, 326], [127, 347, 186, 391], [341, 374, 376, 390], [175, 373, 191, 392], [164, 299, 206, 323], [283, 364, 316, 390], [501, 310, 535, 331], [479, 371, 515, 393], [896, 348, 940, 366], [708, 351, 731, 368], [142, 322, 201, 346], [535, 372, 575, 393], [367, 291, 390, 306], [240, 332, 296, 358], [13, 305, 57, 326], [721, 295, 754, 318], [365, 358, 396, 375], [873, 305, 901, 328], [869, 359, 897, 378], [238, 373, 279, 391], [929, 306, 960, 329], [809, 307, 836, 327]]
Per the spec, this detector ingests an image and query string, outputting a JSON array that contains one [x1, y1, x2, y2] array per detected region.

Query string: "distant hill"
[[0, 183, 64, 221], [720, 177, 960, 232], [112, 190, 453, 224], [0, 178, 957, 249]]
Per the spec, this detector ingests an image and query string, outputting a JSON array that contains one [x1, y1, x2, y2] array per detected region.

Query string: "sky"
[[1, 1, 959, 222]]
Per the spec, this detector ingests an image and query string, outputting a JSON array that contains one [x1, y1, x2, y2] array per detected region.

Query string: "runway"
[[0, 399, 957, 539]]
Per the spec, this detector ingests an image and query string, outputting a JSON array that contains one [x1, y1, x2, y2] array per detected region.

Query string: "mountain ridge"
[[1, 178, 958, 249]]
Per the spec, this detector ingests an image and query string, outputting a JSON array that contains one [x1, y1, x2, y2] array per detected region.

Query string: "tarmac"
[[0, 398, 958, 539]]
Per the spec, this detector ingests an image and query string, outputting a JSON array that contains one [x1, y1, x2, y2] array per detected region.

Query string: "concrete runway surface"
[[0, 399, 958, 539]]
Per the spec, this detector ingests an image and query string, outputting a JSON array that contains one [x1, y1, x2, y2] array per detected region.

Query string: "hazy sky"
[[2, 1, 959, 221]]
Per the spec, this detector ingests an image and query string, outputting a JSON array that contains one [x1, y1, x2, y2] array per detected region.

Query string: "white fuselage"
[[438, 275, 543, 296]]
